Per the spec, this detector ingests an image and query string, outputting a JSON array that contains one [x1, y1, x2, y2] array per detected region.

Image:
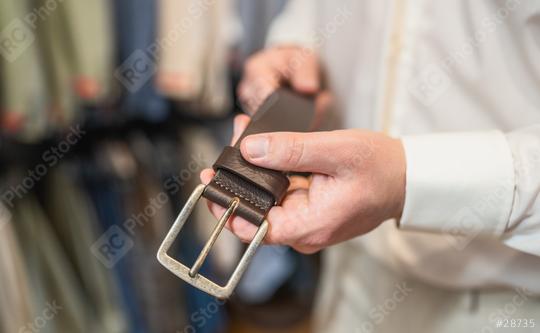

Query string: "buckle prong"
[[189, 197, 239, 277], [157, 184, 269, 299]]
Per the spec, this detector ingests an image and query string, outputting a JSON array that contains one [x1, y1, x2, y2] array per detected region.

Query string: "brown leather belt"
[[157, 89, 315, 298]]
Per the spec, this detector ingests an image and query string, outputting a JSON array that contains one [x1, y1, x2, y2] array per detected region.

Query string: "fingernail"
[[244, 136, 268, 159]]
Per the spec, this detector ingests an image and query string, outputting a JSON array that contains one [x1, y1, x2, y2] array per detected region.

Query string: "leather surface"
[[213, 146, 290, 204], [203, 89, 316, 226]]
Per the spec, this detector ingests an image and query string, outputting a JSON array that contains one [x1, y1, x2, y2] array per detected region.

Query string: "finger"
[[205, 189, 305, 246], [289, 49, 320, 93], [239, 131, 347, 175], [311, 90, 333, 130], [206, 200, 259, 243], [200, 168, 214, 185], [202, 171, 259, 242], [231, 114, 251, 145], [238, 66, 281, 114], [237, 81, 276, 115], [201, 168, 258, 242], [204, 184, 310, 246], [288, 175, 310, 191], [264, 188, 310, 245], [291, 245, 321, 255]]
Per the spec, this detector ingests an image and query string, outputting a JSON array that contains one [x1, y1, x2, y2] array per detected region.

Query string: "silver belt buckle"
[[157, 184, 269, 299]]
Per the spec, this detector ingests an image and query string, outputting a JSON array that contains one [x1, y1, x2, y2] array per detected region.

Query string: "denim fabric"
[[113, 0, 168, 122]]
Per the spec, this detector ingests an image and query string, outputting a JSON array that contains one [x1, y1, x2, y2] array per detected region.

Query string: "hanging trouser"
[[0, 0, 48, 141], [113, 0, 168, 122], [0, 203, 34, 333], [12, 194, 88, 333], [43, 166, 128, 333], [156, 0, 232, 115]]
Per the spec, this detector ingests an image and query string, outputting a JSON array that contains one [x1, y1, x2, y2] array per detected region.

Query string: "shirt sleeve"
[[399, 126, 540, 257], [265, 0, 317, 48]]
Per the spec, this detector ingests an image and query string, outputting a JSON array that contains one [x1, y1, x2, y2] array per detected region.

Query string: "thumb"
[[239, 131, 341, 175]]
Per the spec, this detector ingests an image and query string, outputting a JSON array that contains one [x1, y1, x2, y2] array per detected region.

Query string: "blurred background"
[[0, 0, 321, 332]]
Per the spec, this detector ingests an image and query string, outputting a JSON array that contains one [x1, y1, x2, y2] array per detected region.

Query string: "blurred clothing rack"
[[0, 1, 320, 332]]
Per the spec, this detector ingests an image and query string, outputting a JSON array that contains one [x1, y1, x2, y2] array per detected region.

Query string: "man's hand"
[[200, 115, 406, 254], [238, 46, 329, 128]]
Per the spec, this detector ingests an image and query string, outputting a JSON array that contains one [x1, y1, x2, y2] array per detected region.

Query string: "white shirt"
[[267, 0, 540, 293]]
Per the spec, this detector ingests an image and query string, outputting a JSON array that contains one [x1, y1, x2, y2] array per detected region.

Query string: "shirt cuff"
[[399, 131, 515, 237]]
